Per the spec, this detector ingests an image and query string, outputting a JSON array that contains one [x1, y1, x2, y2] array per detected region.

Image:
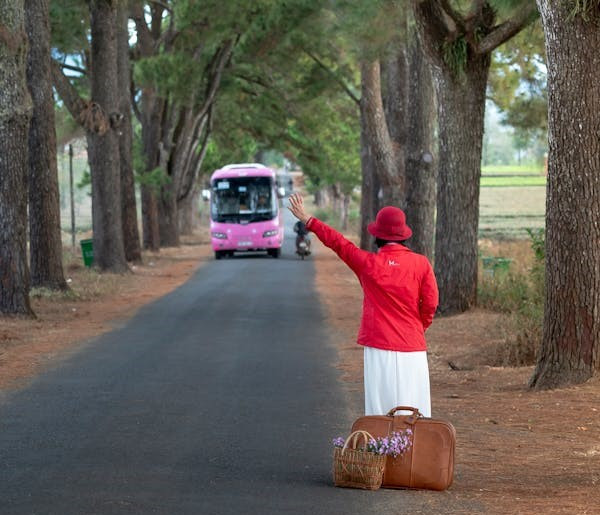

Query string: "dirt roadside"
[[1, 233, 599, 513], [0, 234, 212, 391]]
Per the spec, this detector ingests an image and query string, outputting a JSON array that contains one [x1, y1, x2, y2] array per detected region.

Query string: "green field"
[[479, 186, 545, 239], [481, 164, 544, 175], [480, 175, 546, 187]]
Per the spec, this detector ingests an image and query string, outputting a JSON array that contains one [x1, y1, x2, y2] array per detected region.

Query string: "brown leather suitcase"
[[351, 406, 456, 491]]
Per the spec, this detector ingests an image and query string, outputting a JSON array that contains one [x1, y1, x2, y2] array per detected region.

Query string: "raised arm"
[[288, 193, 369, 274]]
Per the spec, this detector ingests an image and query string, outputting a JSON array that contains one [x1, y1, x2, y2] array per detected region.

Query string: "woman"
[[288, 193, 438, 417]]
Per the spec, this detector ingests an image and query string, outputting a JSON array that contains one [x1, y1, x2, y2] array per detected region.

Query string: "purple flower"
[[365, 429, 413, 457], [334, 429, 413, 457], [332, 437, 345, 448]]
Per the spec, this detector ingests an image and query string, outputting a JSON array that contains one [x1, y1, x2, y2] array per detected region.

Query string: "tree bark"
[[314, 188, 328, 208], [404, 31, 436, 260], [158, 182, 180, 247], [529, 0, 600, 389], [139, 92, 163, 251], [0, 0, 34, 315], [330, 184, 341, 216], [131, 3, 162, 251], [340, 193, 350, 231], [359, 112, 380, 251], [157, 41, 233, 248], [25, 0, 68, 290], [414, 0, 536, 313], [117, 4, 141, 263], [360, 60, 405, 207], [381, 46, 408, 158], [141, 184, 160, 251], [87, 0, 128, 272], [433, 58, 489, 313], [178, 186, 199, 235]]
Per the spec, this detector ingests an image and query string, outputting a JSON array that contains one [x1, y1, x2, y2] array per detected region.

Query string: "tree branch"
[[59, 62, 87, 75], [439, 0, 466, 33], [233, 72, 271, 89], [360, 60, 401, 191], [129, 3, 154, 57], [304, 49, 360, 105], [467, 0, 486, 23], [51, 59, 87, 122], [51, 59, 110, 134], [476, 4, 539, 55], [178, 109, 211, 202], [193, 39, 235, 127], [413, 0, 454, 48], [148, 0, 172, 14]]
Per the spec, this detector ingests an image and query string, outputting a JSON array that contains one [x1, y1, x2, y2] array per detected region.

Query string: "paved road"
[[0, 210, 460, 514]]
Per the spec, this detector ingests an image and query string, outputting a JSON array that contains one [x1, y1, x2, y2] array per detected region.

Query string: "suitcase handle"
[[386, 406, 423, 420]]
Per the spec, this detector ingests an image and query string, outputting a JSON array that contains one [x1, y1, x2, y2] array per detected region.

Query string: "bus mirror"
[[277, 186, 286, 198], [201, 189, 211, 201]]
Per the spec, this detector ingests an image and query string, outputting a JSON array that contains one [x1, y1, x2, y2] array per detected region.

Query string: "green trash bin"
[[80, 238, 94, 267], [482, 256, 511, 279]]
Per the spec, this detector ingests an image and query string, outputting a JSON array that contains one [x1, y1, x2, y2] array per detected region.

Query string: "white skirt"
[[363, 347, 431, 417]]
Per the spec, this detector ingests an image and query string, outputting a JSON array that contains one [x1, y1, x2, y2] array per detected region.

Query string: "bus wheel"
[[215, 250, 225, 260], [268, 248, 281, 258]]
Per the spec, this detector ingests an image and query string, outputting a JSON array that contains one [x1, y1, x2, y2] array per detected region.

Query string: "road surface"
[[0, 210, 460, 514]]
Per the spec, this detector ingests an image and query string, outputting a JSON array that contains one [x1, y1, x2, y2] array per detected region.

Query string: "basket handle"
[[386, 406, 423, 423], [341, 430, 375, 453]]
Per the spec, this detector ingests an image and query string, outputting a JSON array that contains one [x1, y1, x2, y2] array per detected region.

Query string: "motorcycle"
[[295, 234, 311, 260], [293, 221, 311, 260]]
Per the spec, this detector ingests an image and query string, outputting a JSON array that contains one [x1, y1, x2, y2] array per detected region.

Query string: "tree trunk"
[[359, 115, 380, 251], [381, 46, 408, 156], [314, 188, 328, 208], [529, 0, 600, 389], [117, 5, 141, 263], [404, 32, 436, 260], [414, 0, 537, 311], [88, 0, 128, 272], [174, 110, 211, 234], [154, 41, 232, 249], [0, 1, 34, 315], [25, 0, 67, 290], [141, 185, 160, 250], [140, 93, 162, 252], [132, 4, 162, 252], [433, 58, 489, 313], [330, 184, 341, 217], [340, 193, 350, 232], [178, 186, 199, 235], [360, 60, 405, 207], [158, 183, 179, 247]]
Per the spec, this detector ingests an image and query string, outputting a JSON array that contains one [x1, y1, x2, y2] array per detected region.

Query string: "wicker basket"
[[332, 430, 385, 490]]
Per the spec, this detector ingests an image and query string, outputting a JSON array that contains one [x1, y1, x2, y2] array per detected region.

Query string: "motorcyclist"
[[293, 220, 311, 255]]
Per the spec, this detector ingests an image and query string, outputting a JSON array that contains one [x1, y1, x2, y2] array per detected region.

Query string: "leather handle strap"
[[386, 406, 422, 423]]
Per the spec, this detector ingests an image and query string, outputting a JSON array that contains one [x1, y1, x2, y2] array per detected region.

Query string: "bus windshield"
[[211, 176, 277, 223]]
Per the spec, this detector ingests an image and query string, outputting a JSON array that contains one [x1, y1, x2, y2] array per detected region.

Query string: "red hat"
[[367, 206, 412, 241]]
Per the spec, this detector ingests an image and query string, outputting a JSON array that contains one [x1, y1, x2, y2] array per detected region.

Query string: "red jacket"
[[307, 217, 438, 352]]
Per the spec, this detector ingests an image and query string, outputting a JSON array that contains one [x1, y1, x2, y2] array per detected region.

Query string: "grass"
[[481, 164, 544, 175], [29, 247, 130, 303], [477, 235, 545, 367], [481, 176, 546, 187]]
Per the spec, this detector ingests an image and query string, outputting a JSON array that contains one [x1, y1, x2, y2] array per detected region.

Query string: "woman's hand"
[[288, 193, 310, 224]]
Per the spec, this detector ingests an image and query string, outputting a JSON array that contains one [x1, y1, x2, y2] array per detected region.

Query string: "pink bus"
[[209, 163, 284, 259]]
